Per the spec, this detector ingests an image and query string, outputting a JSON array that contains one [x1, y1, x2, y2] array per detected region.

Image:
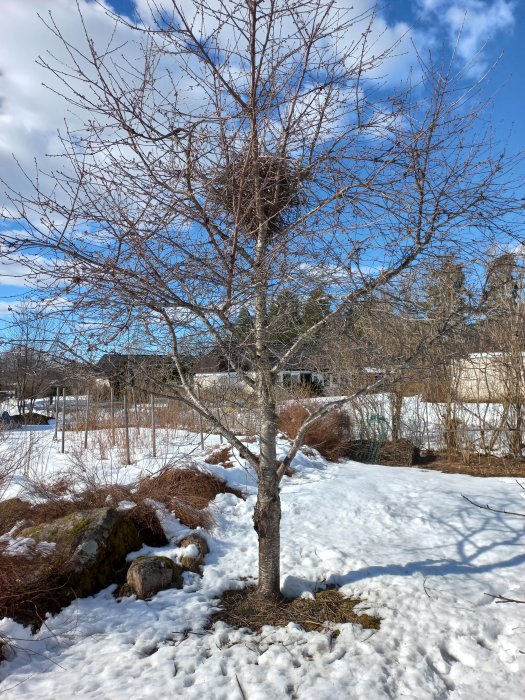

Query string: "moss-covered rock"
[[15, 507, 143, 618]]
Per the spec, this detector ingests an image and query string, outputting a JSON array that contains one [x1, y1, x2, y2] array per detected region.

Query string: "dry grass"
[[137, 466, 244, 529], [279, 404, 351, 461], [212, 586, 380, 633], [0, 547, 71, 628], [152, 400, 195, 430], [416, 451, 525, 478], [0, 462, 242, 540], [0, 634, 10, 663]]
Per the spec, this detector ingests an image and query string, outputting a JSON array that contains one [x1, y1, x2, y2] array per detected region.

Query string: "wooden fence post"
[[61, 387, 66, 454], [110, 385, 116, 447], [54, 386, 59, 440], [196, 385, 205, 451], [84, 392, 90, 450], [75, 388, 80, 430], [151, 393, 157, 458], [124, 391, 131, 465]]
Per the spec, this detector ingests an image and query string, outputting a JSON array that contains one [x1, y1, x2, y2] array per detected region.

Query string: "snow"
[[0, 527, 56, 557], [117, 500, 138, 512], [1, 425, 525, 698], [181, 544, 200, 559]]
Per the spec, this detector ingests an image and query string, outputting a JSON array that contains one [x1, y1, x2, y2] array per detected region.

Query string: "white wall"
[[453, 353, 525, 402]]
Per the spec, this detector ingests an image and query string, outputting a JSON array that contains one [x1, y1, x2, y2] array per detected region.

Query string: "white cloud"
[[0, 0, 137, 205], [0, 259, 35, 289], [0, 246, 58, 301], [416, 0, 515, 72], [0, 300, 18, 318]]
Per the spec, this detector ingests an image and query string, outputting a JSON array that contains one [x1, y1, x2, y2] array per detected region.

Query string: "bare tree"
[[0, 303, 61, 416], [1, 0, 522, 600]]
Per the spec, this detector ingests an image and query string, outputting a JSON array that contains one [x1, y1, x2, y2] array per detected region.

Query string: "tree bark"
[[391, 391, 403, 441], [253, 390, 281, 600]]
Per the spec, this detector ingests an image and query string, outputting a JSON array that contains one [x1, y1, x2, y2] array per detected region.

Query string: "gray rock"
[[19, 507, 142, 600], [126, 556, 183, 598], [178, 533, 209, 572]]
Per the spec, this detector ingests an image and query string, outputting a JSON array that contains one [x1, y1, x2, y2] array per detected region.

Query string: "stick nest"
[[208, 151, 306, 237]]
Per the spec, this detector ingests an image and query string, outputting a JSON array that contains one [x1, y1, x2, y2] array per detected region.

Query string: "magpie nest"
[[209, 151, 306, 238]]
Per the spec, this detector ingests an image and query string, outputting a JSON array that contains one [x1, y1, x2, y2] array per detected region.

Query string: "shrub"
[[0, 463, 242, 544], [136, 466, 243, 529], [279, 403, 351, 461], [0, 545, 70, 627]]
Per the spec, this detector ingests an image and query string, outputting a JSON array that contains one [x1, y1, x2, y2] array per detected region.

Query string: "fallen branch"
[[485, 593, 525, 604], [461, 495, 525, 518]]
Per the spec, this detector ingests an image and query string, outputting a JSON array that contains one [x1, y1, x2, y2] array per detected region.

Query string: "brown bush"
[[279, 403, 310, 439], [0, 635, 9, 663], [279, 404, 351, 461], [136, 466, 243, 529], [0, 547, 70, 627], [0, 464, 242, 542]]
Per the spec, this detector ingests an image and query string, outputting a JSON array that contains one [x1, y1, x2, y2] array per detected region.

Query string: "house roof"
[[192, 342, 328, 374], [96, 353, 174, 377]]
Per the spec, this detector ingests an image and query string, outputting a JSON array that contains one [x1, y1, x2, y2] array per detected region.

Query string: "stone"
[[126, 556, 182, 598], [178, 533, 209, 572], [19, 507, 143, 600]]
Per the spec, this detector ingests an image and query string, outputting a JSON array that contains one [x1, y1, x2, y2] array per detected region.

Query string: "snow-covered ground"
[[1, 425, 525, 698]]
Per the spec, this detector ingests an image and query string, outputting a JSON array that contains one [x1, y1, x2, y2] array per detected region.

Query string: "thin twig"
[[485, 593, 525, 604], [462, 495, 525, 518], [235, 673, 247, 700]]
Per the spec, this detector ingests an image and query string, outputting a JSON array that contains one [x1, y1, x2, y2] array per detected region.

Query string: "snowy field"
[[1, 425, 525, 698]]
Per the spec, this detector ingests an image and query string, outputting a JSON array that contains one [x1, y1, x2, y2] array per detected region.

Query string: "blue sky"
[[0, 0, 523, 322]]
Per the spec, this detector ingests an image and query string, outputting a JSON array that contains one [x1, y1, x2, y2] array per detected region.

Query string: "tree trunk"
[[510, 405, 522, 458], [253, 394, 281, 600], [390, 391, 403, 441]]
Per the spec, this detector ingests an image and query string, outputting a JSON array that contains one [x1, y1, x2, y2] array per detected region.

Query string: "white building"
[[452, 352, 525, 403]]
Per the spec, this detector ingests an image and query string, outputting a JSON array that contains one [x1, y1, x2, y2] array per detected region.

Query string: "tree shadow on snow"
[[327, 499, 525, 586]]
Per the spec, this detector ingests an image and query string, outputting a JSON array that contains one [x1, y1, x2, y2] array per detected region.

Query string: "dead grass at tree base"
[[212, 586, 380, 634]]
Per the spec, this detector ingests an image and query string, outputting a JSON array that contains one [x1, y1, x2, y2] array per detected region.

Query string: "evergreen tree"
[[236, 307, 254, 342], [301, 286, 331, 332], [268, 290, 303, 344], [423, 254, 470, 332], [484, 253, 519, 318]]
